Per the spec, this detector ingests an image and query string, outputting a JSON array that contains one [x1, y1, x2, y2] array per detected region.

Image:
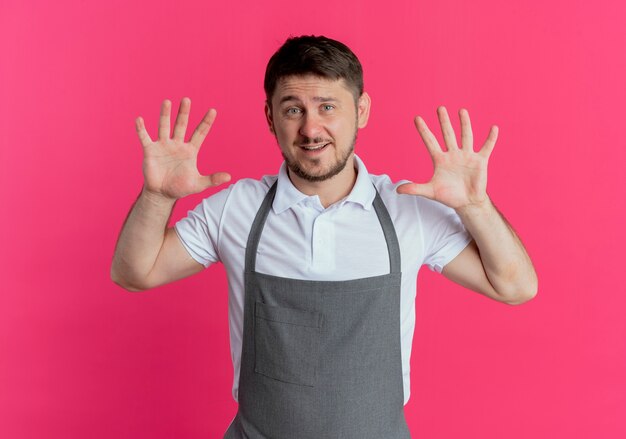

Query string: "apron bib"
[[224, 182, 411, 439]]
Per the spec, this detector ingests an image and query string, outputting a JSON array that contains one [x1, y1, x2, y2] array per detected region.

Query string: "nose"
[[298, 112, 323, 140]]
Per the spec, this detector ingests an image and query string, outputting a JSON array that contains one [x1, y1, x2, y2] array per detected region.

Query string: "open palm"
[[136, 98, 231, 200], [397, 106, 498, 210]]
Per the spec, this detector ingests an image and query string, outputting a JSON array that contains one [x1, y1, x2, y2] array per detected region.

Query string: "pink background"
[[1, 0, 625, 437]]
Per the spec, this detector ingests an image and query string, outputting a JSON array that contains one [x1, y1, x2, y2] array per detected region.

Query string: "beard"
[[282, 130, 358, 183]]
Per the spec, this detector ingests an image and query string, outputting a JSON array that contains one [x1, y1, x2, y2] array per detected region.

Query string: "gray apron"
[[224, 182, 411, 439]]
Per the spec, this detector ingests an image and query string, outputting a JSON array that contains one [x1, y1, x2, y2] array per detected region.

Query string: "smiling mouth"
[[300, 143, 330, 151]]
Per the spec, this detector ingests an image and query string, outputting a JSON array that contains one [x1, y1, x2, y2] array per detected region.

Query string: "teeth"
[[302, 144, 327, 151]]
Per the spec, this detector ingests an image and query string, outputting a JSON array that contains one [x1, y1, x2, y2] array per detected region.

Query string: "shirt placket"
[[310, 208, 336, 274]]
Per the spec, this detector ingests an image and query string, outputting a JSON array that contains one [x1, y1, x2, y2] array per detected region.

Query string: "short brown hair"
[[264, 35, 364, 106]]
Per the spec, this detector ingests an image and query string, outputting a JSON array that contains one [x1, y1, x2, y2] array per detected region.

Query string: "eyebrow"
[[278, 96, 338, 105]]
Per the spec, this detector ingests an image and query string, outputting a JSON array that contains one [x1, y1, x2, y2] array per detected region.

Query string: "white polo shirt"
[[174, 155, 472, 405]]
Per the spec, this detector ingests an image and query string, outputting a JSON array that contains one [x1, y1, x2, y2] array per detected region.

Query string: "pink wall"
[[1, 0, 625, 437]]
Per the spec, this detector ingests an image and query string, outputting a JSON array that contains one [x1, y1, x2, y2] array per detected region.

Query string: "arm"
[[398, 106, 537, 305], [443, 201, 537, 305], [111, 98, 230, 291]]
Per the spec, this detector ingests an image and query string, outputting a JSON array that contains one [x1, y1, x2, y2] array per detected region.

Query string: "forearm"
[[111, 187, 177, 290], [456, 198, 538, 303]]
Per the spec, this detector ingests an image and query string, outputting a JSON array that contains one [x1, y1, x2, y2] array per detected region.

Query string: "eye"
[[285, 107, 302, 115], [322, 104, 335, 111]]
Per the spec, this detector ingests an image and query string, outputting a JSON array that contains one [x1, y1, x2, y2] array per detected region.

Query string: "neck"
[[288, 156, 358, 208]]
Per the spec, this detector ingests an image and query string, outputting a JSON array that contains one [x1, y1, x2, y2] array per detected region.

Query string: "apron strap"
[[244, 182, 278, 272], [372, 190, 401, 274], [245, 181, 402, 274]]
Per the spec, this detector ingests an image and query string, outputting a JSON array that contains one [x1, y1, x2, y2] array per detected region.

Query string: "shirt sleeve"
[[417, 197, 473, 273], [173, 186, 233, 268]]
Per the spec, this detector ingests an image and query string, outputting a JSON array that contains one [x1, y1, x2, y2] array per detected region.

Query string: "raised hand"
[[136, 98, 231, 201], [396, 106, 498, 211]]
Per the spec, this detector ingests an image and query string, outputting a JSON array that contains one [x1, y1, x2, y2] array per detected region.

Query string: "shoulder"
[[369, 173, 406, 194], [200, 174, 276, 207], [207, 174, 277, 222], [367, 172, 462, 235], [369, 172, 457, 218], [229, 174, 276, 199], [181, 175, 276, 226], [369, 173, 418, 213]]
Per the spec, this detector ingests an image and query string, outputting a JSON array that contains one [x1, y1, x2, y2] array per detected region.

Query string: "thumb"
[[198, 172, 232, 190], [396, 182, 435, 199]]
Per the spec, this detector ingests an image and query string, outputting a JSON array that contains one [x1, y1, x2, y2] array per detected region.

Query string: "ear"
[[264, 101, 275, 134], [357, 92, 371, 129]]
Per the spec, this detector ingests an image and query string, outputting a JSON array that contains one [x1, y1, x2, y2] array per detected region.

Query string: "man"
[[111, 35, 537, 438]]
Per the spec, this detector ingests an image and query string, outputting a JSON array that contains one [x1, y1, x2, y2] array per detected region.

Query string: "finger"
[[189, 108, 217, 149], [198, 172, 232, 190], [172, 97, 191, 142], [158, 99, 172, 140], [479, 125, 499, 157], [437, 106, 459, 150], [135, 116, 153, 147], [414, 116, 443, 157], [396, 182, 435, 199], [459, 108, 473, 151]]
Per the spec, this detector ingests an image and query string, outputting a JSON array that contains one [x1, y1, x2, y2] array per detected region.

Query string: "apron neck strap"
[[372, 189, 402, 273]]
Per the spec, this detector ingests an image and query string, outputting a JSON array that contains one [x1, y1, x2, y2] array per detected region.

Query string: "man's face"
[[265, 75, 370, 183]]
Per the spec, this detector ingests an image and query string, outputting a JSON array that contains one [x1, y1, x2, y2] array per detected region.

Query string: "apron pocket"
[[254, 301, 321, 387]]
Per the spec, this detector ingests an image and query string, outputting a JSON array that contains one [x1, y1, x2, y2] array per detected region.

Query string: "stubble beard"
[[282, 129, 358, 183]]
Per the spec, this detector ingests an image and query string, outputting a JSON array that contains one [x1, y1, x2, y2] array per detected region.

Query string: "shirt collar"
[[272, 155, 376, 214]]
